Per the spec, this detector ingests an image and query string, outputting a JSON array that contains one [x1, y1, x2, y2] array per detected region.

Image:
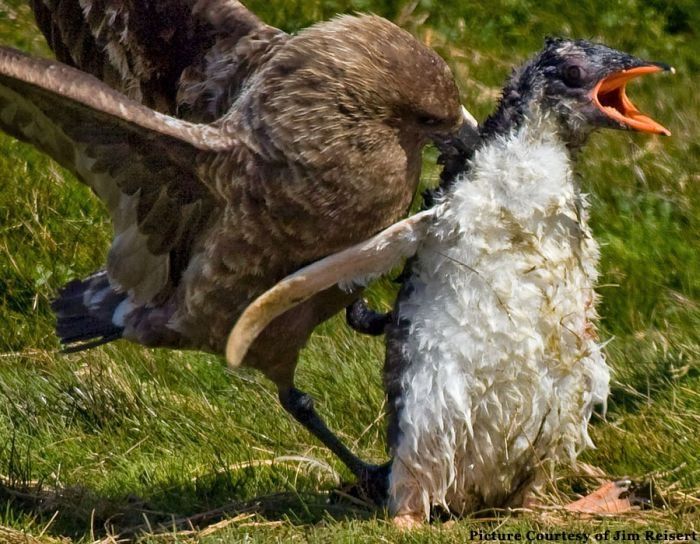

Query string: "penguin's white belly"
[[388, 128, 610, 518]]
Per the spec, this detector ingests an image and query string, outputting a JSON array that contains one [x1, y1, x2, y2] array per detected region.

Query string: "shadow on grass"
[[0, 472, 377, 542], [605, 360, 700, 417]]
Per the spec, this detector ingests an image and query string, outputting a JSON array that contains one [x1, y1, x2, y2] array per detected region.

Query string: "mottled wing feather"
[[31, 0, 287, 119], [177, 1, 288, 121], [31, 0, 104, 75], [0, 46, 234, 303]]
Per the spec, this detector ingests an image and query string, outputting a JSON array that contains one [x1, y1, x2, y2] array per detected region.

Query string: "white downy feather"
[[389, 115, 610, 518]]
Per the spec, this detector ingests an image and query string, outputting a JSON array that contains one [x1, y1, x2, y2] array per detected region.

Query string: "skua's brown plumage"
[[0, 0, 470, 490]]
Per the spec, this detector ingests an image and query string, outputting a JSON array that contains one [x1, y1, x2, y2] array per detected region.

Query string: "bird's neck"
[[435, 113, 583, 242], [481, 97, 590, 156]]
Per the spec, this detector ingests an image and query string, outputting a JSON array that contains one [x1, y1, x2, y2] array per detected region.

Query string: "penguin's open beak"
[[591, 64, 673, 136]]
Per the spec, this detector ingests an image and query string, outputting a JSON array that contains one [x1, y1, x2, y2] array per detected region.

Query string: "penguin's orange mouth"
[[591, 65, 671, 136]]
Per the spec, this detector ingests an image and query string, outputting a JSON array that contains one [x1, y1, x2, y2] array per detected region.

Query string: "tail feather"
[[52, 271, 125, 352], [56, 316, 118, 343]]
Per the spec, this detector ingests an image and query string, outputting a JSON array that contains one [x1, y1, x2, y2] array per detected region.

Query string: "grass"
[[0, 0, 698, 541]]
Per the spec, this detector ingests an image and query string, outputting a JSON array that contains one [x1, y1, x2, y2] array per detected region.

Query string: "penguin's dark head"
[[488, 38, 673, 143]]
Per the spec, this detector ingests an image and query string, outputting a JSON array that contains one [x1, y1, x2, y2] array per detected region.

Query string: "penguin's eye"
[[562, 64, 585, 87]]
